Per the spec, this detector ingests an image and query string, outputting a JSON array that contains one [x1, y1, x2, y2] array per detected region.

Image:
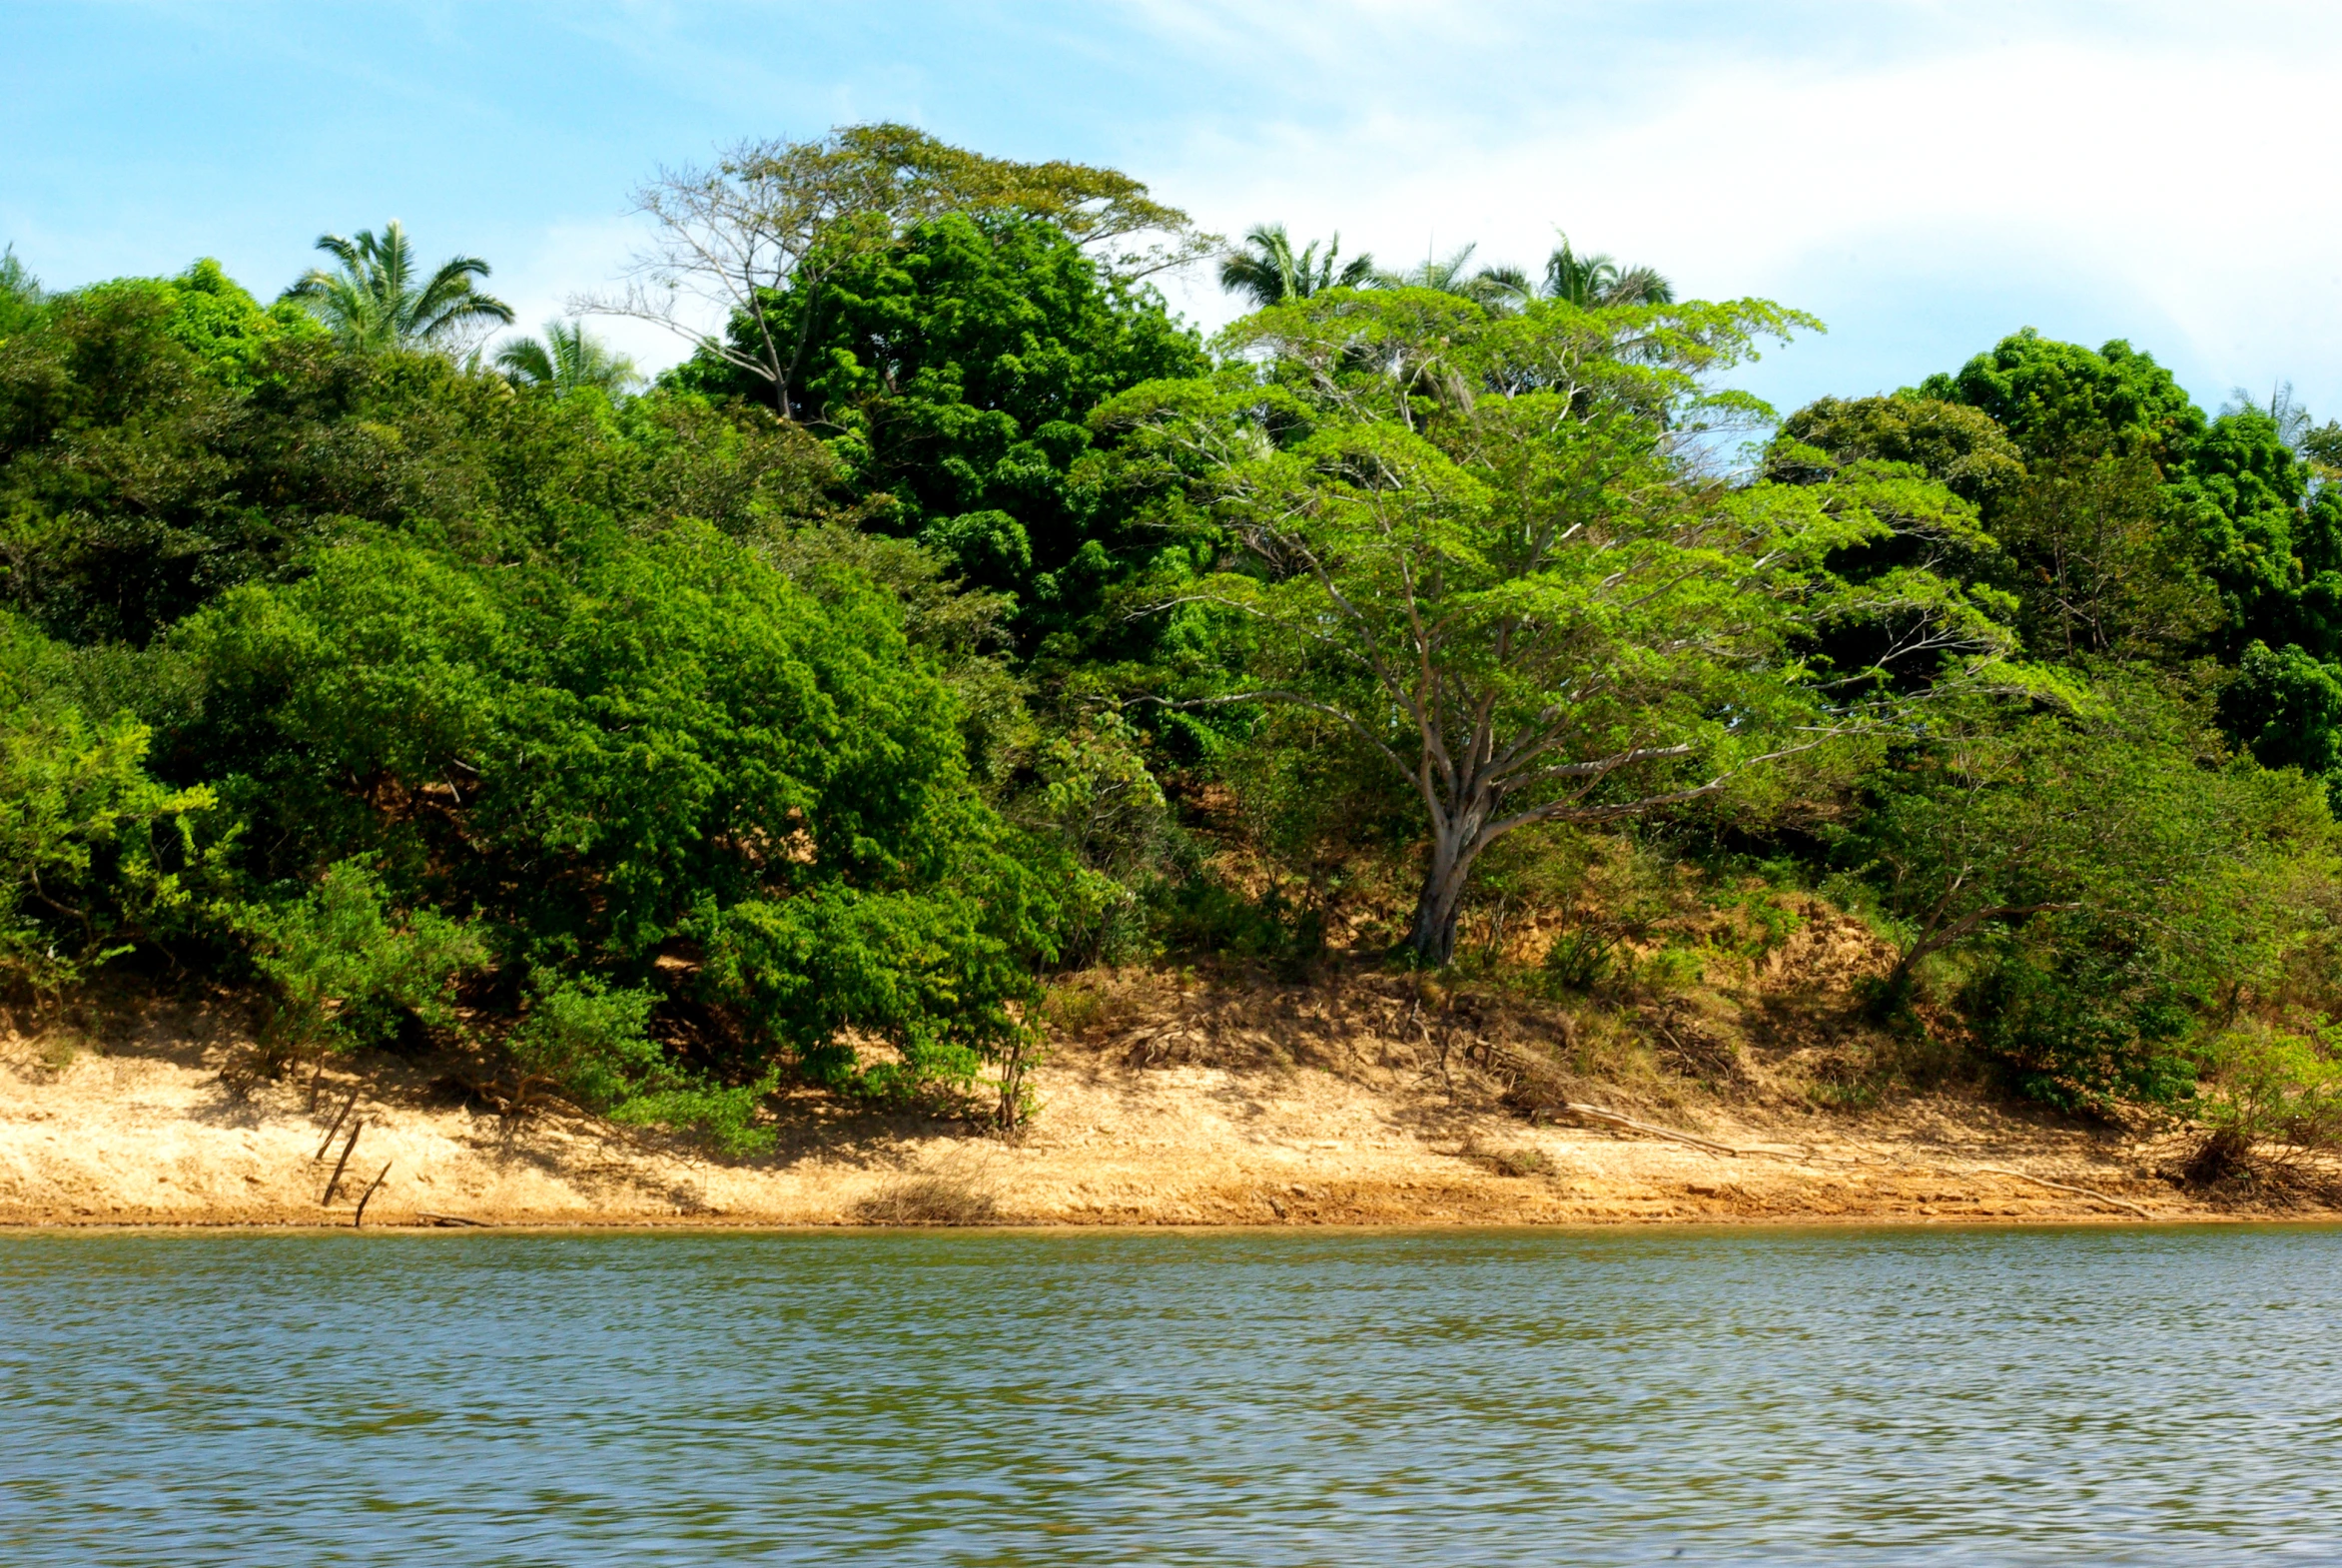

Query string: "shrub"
[[235, 859, 483, 1073], [2186, 1029, 2342, 1192], [0, 682, 221, 1002], [1960, 918, 2198, 1113], [505, 974, 659, 1112]]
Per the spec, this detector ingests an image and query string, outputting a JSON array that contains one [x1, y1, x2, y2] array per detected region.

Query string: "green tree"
[[0, 247, 44, 339], [1844, 689, 2330, 1110], [283, 221, 513, 353], [494, 319, 639, 397], [1770, 394, 2024, 507], [584, 123, 1209, 420], [676, 211, 1204, 641], [1369, 243, 1520, 308], [174, 522, 1055, 1104], [0, 616, 220, 999], [1535, 236, 1674, 308], [1218, 224, 1373, 308], [1104, 287, 2009, 964], [0, 264, 838, 645], [236, 858, 484, 1071], [1917, 328, 2204, 468]]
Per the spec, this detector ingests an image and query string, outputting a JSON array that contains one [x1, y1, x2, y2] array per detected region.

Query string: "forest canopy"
[[5, 126, 2340, 1154]]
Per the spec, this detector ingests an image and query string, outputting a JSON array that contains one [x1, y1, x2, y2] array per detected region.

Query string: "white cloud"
[[1118, 2, 2342, 410]]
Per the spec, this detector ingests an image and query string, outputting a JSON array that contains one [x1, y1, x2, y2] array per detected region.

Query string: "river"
[[1, 1225, 2335, 1564]]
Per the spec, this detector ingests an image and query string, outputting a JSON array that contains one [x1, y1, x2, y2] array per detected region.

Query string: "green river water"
[[1, 1225, 2336, 1564]]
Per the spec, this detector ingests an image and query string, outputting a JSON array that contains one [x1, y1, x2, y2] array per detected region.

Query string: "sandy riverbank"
[[0, 967, 2303, 1229]]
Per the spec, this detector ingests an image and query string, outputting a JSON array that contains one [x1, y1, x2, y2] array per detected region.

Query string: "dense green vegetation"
[[7, 125, 2342, 1174]]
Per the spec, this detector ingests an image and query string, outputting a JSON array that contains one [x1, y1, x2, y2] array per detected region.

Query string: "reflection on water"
[[1, 1225, 2337, 1565]]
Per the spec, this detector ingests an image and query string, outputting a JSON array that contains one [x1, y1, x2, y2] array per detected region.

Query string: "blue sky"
[[8, 1, 2340, 423]]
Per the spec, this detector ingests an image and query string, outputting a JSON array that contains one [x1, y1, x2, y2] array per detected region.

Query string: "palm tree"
[[1370, 244, 1523, 309], [494, 320, 639, 397], [1218, 223, 1375, 308], [1540, 236, 1674, 308], [282, 221, 513, 352]]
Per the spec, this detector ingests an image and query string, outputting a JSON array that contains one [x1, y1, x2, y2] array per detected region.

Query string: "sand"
[[0, 971, 2286, 1229]]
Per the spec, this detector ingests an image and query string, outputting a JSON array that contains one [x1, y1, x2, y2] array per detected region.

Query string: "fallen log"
[[1972, 1166, 2157, 1220], [1551, 1102, 1744, 1158], [415, 1210, 487, 1227]]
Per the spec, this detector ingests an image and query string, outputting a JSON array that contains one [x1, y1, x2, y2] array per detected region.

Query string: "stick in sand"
[[352, 1163, 392, 1228], [1973, 1166, 2157, 1220], [1556, 1101, 1745, 1158], [320, 1118, 364, 1206], [315, 1088, 361, 1162]]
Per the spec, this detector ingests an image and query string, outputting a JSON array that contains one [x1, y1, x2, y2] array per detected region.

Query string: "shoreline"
[[6, 979, 2324, 1233], [3, 1213, 2326, 1232]]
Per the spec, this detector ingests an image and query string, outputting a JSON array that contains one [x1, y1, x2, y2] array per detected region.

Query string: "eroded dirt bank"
[[0, 970, 2303, 1229]]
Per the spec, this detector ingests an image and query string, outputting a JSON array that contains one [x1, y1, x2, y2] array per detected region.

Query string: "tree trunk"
[[1406, 823, 1478, 967]]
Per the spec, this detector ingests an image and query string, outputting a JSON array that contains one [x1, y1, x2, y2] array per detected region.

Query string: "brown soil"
[[1, 958, 2316, 1229]]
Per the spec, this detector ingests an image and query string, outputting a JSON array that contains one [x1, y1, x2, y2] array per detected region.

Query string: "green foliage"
[[505, 973, 660, 1111], [494, 319, 638, 398], [2222, 640, 2342, 780], [1847, 686, 2332, 1109], [680, 212, 1204, 645], [1911, 330, 2342, 774], [0, 247, 41, 339], [1104, 285, 2010, 962], [1771, 394, 2026, 506], [282, 222, 513, 353], [696, 874, 1047, 1104], [1019, 711, 1173, 966], [1916, 329, 2204, 468], [607, 1072, 781, 1157], [27, 170, 2342, 1151], [0, 278, 836, 644], [1153, 876, 1326, 975], [1218, 224, 1374, 308], [0, 615, 221, 996], [177, 517, 1052, 1097], [1961, 913, 2202, 1112], [2189, 1028, 2342, 1188], [613, 123, 1209, 421], [236, 859, 483, 1065]]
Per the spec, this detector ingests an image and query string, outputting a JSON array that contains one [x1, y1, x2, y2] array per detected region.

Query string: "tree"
[[670, 211, 1203, 643], [177, 521, 1056, 1104], [0, 247, 41, 339], [282, 221, 513, 353], [1537, 237, 1674, 308], [1991, 449, 2215, 661], [494, 319, 639, 397], [1848, 689, 2332, 1108], [1218, 224, 1373, 308], [1103, 287, 2009, 964], [1917, 328, 2204, 468], [580, 123, 1211, 421], [1770, 394, 2024, 507], [1368, 244, 1520, 308]]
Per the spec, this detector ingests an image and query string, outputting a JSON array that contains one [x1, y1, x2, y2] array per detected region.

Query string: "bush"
[[608, 1072, 781, 1158], [0, 662, 221, 1000], [1960, 918, 2199, 1113], [236, 859, 483, 1073], [2186, 1029, 2342, 1192], [504, 974, 659, 1112]]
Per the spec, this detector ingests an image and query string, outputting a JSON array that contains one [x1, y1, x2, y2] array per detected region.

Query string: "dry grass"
[[1459, 1139, 1551, 1177], [850, 1168, 1005, 1225]]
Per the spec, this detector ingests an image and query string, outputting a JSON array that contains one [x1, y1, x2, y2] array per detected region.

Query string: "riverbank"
[[2, 968, 2315, 1228]]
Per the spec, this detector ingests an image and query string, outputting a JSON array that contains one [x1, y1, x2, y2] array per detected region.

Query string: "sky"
[[7, 0, 2341, 422]]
